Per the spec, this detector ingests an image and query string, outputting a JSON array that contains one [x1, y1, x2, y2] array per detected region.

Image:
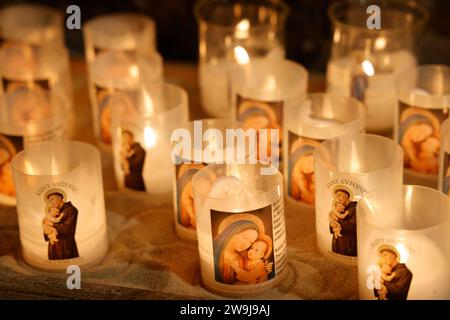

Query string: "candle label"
[[398, 102, 449, 175], [95, 85, 139, 145], [326, 179, 368, 260], [0, 133, 23, 199], [365, 240, 415, 300], [441, 151, 450, 196], [287, 130, 323, 205], [117, 127, 147, 191], [236, 95, 283, 163], [210, 198, 287, 286], [174, 161, 206, 231]]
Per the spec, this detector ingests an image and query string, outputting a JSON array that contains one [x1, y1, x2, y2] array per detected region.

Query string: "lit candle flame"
[[235, 19, 250, 39], [234, 46, 250, 65], [374, 37, 386, 51], [144, 126, 156, 148], [362, 60, 375, 77]]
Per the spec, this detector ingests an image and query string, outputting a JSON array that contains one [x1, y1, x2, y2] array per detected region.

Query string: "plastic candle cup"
[[11, 141, 108, 271], [439, 119, 450, 195], [284, 93, 366, 210], [357, 185, 450, 300], [326, 0, 428, 135], [395, 65, 450, 188], [192, 162, 287, 296], [314, 134, 403, 264], [111, 83, 189, 195], [195, 0, 289, 118]]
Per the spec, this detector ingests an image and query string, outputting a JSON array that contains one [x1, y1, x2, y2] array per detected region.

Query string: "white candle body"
[[326, 50, 416, 133]]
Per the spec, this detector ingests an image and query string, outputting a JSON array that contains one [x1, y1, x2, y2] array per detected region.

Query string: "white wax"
[[326, 50, 416, 133]]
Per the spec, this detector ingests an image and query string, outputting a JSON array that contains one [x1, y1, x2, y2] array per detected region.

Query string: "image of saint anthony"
[[329, 188, 357, 257], [213, 213, 274, 285], [42, 191, 79, 260], [374, 245, 413, 300], [399, 107, 443, 175], [121, 130, 146, 191]]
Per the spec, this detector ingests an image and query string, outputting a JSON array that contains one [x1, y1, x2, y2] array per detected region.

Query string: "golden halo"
[[238, 99, 277, 124], [290, 137, 321, 155], [44, 188, 67, 206], [217, 213, 265, 237], [400, 107, 441, 136], [377, 244, 400, 262], [177, 163, 205, 179]]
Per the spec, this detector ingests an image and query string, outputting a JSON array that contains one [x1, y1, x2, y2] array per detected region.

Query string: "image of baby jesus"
[[240, 240, 273, 284], [42, 206, 64, 245], [329, 202, 350, 239], [377, 260, 397, 300]]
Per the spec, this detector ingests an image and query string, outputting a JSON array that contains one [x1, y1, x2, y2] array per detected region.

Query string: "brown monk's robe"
[[375, 263, 413, 300], [45, 202, 79, 260], [125, 143, 146, 191], [330, 201, 357, 257]]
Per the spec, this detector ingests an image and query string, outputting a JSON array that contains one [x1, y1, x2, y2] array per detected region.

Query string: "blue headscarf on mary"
[[213, 220, 259, 284]]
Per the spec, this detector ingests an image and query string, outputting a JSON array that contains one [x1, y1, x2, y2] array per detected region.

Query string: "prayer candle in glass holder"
[[0, 93, 71, 206], [11, 141, 108, 271], [231, 59, 308, 164], [83, 13, 157, 64], [439, 119, 450, 196], [0, 45, 73, 112], [326, 0, 428, 135], [192, 162, 287, 296], [111, 83, 189, 195], [195, 0, 289, 118], [357, 185, 450, 300], [0, 4, 64, 47], [395, 65, 450, 188], [284, 93, 366, 209], [171, 118, 252, 241], [314, 134, 403, 264]]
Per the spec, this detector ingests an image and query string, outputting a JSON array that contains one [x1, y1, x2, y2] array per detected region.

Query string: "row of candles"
[[0, 0, 449, 299]]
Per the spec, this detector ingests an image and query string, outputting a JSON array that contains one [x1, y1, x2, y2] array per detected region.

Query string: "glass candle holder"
[[171, 118, 252, 241], [86, 51, 162, 147], [395, 65, 450, 188], [0, 44, 73, 111], [83, 13, 157, 64], [357, 185, 450, 300], [439, 119, 450, 196], [326, 0, 428, 135], [195, 0, 289, 118], [111, 83, 189, 195], [314, 134, 403, 264], [0, 4, 64, 47], [192, 162, 287, 296], [11, 141, 108, 271], [284, 93, 366, 207], [231, 59, 308, 164], [0, 93, 71, 206]]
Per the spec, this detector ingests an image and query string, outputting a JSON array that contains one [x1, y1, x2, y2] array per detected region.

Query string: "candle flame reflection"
[[234, 46, 250, 65], [362, 60, 375, 77], [144, 126, 156, 148], [235, 19, 250, 39], [396, 243, 409, 264]]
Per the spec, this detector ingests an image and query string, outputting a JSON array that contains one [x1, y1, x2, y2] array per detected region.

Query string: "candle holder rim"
[[83, 12, 156, 32], [194, 0, 290, 30], [397, 64, 450, 98], [191, 162, 282, 201], [327, 0, 429, 34], [357, 184, 450, 232], [289, 92, 367, 127], [0, 3, 63, 24], [11, 140, 100, 177], [314, 133, 403, 176]]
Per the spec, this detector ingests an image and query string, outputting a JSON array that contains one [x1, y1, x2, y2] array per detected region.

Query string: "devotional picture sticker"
[[0, 133, 24, 198]]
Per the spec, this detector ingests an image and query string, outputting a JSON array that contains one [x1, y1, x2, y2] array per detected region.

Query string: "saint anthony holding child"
[[329, 188, 357, 257], [42, 190, 79, 260], [120, 130, 146, 191]]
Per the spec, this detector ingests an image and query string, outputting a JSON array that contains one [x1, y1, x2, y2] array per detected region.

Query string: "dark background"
[[0, 0, 448, 72]]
